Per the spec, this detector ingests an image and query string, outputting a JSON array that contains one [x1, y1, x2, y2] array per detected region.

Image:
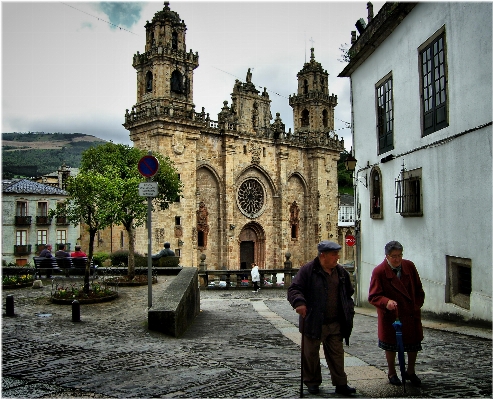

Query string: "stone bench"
[[148, 267, 199, 337]]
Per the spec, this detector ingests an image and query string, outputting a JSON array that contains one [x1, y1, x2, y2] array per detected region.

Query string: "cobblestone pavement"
[[2, 279, 492, 398]]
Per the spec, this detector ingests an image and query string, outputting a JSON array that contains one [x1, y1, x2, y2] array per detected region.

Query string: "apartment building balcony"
[[15, 216, 32, 226], [55, 216, 70, 225], [36, 216, 52, 225], [14, 245, 32, 256]]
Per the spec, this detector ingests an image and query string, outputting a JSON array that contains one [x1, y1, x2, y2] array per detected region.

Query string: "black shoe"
[[307, 385, 319, 394], [388, 374, 402, 386], [404, 372, 421, 387], [335, 385, 356, 395]]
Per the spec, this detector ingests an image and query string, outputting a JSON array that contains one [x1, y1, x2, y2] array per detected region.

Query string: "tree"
[[338, 150, 354, 195], [80, 143, 182, 279], [50, 171, 119, 293]]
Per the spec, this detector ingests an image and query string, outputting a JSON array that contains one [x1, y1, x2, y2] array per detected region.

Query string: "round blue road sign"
[[138, 155, 159, 177]]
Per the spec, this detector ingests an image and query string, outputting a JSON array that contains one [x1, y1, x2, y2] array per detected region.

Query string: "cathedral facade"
[[124, 2, 344, 271]]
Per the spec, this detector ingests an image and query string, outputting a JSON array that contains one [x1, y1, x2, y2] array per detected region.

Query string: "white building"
[[2, 179, 80, 265], [338, 193, 355, 227], [339, 2, 492, 323]]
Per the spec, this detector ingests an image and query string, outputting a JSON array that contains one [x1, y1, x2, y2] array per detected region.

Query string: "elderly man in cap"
[[288, 240, 356, 396]]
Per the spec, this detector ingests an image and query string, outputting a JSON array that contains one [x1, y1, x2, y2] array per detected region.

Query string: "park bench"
[[33, 257, 60, 279], [71, 257, 98, 276], [33, 256, 98, 279]]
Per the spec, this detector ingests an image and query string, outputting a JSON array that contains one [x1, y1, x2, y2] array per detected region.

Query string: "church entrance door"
[[238, 222, 266, 269], [240, 241, 254, 270]]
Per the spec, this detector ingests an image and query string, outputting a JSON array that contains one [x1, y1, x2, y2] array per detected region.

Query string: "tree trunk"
[[127, 225, 135, 280], [85, 229, 97, 293]]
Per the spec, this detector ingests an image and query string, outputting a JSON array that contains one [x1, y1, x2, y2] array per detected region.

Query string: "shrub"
[[110, 250, 129, 266], [110, 250, 146, 267], [92, 252, 110, 267]]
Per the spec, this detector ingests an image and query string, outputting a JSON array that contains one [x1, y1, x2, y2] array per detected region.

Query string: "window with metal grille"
[[395, 168, 422, 217], [420, 31, 448, 136], [376, 75, 394, 154]]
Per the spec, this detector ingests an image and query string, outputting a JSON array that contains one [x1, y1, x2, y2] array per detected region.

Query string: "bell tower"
[[130, 1, 198, 114], [289, 48, 338, 133]]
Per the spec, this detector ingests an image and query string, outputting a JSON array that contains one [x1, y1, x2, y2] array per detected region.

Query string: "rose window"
[[237, 179, 265, 218]]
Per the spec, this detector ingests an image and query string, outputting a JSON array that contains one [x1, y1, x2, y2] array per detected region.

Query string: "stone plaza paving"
[[2, 277, 492, 398]]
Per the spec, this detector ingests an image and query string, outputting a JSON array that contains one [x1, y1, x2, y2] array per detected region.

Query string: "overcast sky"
[[2, 1, 384, 149]]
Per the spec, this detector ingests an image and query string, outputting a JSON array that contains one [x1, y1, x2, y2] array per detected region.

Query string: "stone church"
[[124, 2, 345, 271]]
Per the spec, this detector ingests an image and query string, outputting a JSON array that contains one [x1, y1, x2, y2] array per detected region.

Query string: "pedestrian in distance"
[[251, 263, 260, 292], [287, 240, 356, 396], [71, 245, 87, 258], [368, 240, 425, 387], [55, 244, 71, 258], [39, 244, 53, 258]]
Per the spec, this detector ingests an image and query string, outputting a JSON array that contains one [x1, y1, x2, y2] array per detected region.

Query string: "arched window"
[[370, 167, 383, 218], [145, 71, 153, 93], [171, 70, 184, 94], [301, 109, 309, 127], [303, 79, 309, 94], [322, 109, 328, 128], [172, 31, 178, 50]]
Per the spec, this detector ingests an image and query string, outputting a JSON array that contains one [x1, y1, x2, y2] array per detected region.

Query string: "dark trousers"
[[253, 281, 259, 291], [303, 322, 347, 387]]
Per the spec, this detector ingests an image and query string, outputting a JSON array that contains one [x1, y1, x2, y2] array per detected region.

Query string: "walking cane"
[[300, 316, 305, 398]]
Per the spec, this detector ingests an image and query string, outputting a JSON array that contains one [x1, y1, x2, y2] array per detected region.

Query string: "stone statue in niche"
[[290, 201, 300, 225]]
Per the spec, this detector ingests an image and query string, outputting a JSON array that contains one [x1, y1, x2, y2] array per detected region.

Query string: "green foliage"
[[92, 252, 110, 267], [338, 150, 353, 189], [109, 250, 145, 266]]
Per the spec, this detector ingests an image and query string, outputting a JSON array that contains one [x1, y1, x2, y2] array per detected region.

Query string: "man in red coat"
[[368, 241, 425, 387]]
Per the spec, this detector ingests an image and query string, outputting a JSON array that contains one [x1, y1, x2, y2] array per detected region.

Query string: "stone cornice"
[[338, 2, 417, 77]]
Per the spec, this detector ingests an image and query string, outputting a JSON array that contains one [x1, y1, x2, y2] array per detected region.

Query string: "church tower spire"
[[289, 48, 338, 133], [126, 1, 199, 128]]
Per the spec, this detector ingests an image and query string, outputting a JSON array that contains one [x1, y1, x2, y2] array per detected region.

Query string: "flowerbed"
[[2, 274, 34, 289], [51, 281, 118, 304]]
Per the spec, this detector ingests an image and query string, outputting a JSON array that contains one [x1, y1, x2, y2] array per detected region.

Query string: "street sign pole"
[[137, 152, 160, 310], [147, 177, 152, 309]]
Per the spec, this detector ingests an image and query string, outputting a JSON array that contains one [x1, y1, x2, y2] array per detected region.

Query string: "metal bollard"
[[6, 295, 14, 317], [72, 300, 80, 322]]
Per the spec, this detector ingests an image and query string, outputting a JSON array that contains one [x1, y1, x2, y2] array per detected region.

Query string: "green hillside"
[[2, 132, 107, 179]]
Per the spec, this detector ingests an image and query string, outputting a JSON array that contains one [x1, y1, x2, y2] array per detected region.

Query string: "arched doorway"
[[238, 222, 265, 270]]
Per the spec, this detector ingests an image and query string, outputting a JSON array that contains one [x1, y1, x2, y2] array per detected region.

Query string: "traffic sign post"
[[138, 154, 159, 309]]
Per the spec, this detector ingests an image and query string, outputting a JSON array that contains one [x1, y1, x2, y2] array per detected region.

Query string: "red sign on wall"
[[345, 235, 356, 247]]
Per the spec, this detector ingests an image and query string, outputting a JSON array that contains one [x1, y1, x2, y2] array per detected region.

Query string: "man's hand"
[[295, 305, 307, 318], [386, 300, 398, 310]]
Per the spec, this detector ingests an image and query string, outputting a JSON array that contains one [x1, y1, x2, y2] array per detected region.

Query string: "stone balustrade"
[[198, 268, 299, 289]]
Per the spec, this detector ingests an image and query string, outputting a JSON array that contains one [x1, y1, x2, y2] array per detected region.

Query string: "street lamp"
[[344, 153, 357, 177]]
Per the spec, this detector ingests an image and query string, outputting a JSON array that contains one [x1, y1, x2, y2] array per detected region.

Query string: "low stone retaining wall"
[[148, 267, 200, 337]]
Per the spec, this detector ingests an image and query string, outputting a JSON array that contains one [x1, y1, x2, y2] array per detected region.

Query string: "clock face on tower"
[[237, 178, 266, 219]]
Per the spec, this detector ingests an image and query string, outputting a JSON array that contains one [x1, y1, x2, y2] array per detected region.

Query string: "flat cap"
[[317, 240, 342, 253]]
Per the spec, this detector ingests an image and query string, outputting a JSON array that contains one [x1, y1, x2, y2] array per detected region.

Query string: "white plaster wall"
[[350, 3, 492, 322]]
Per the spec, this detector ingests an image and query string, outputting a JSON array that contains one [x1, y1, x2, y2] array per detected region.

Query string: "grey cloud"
[[97, 2, 143, 29]]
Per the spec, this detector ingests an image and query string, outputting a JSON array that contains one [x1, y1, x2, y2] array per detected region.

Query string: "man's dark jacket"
[[287, 257, 355, 345]]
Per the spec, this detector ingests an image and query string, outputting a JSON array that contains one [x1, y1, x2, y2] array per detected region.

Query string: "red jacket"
[[368, 259, 425, 345]]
